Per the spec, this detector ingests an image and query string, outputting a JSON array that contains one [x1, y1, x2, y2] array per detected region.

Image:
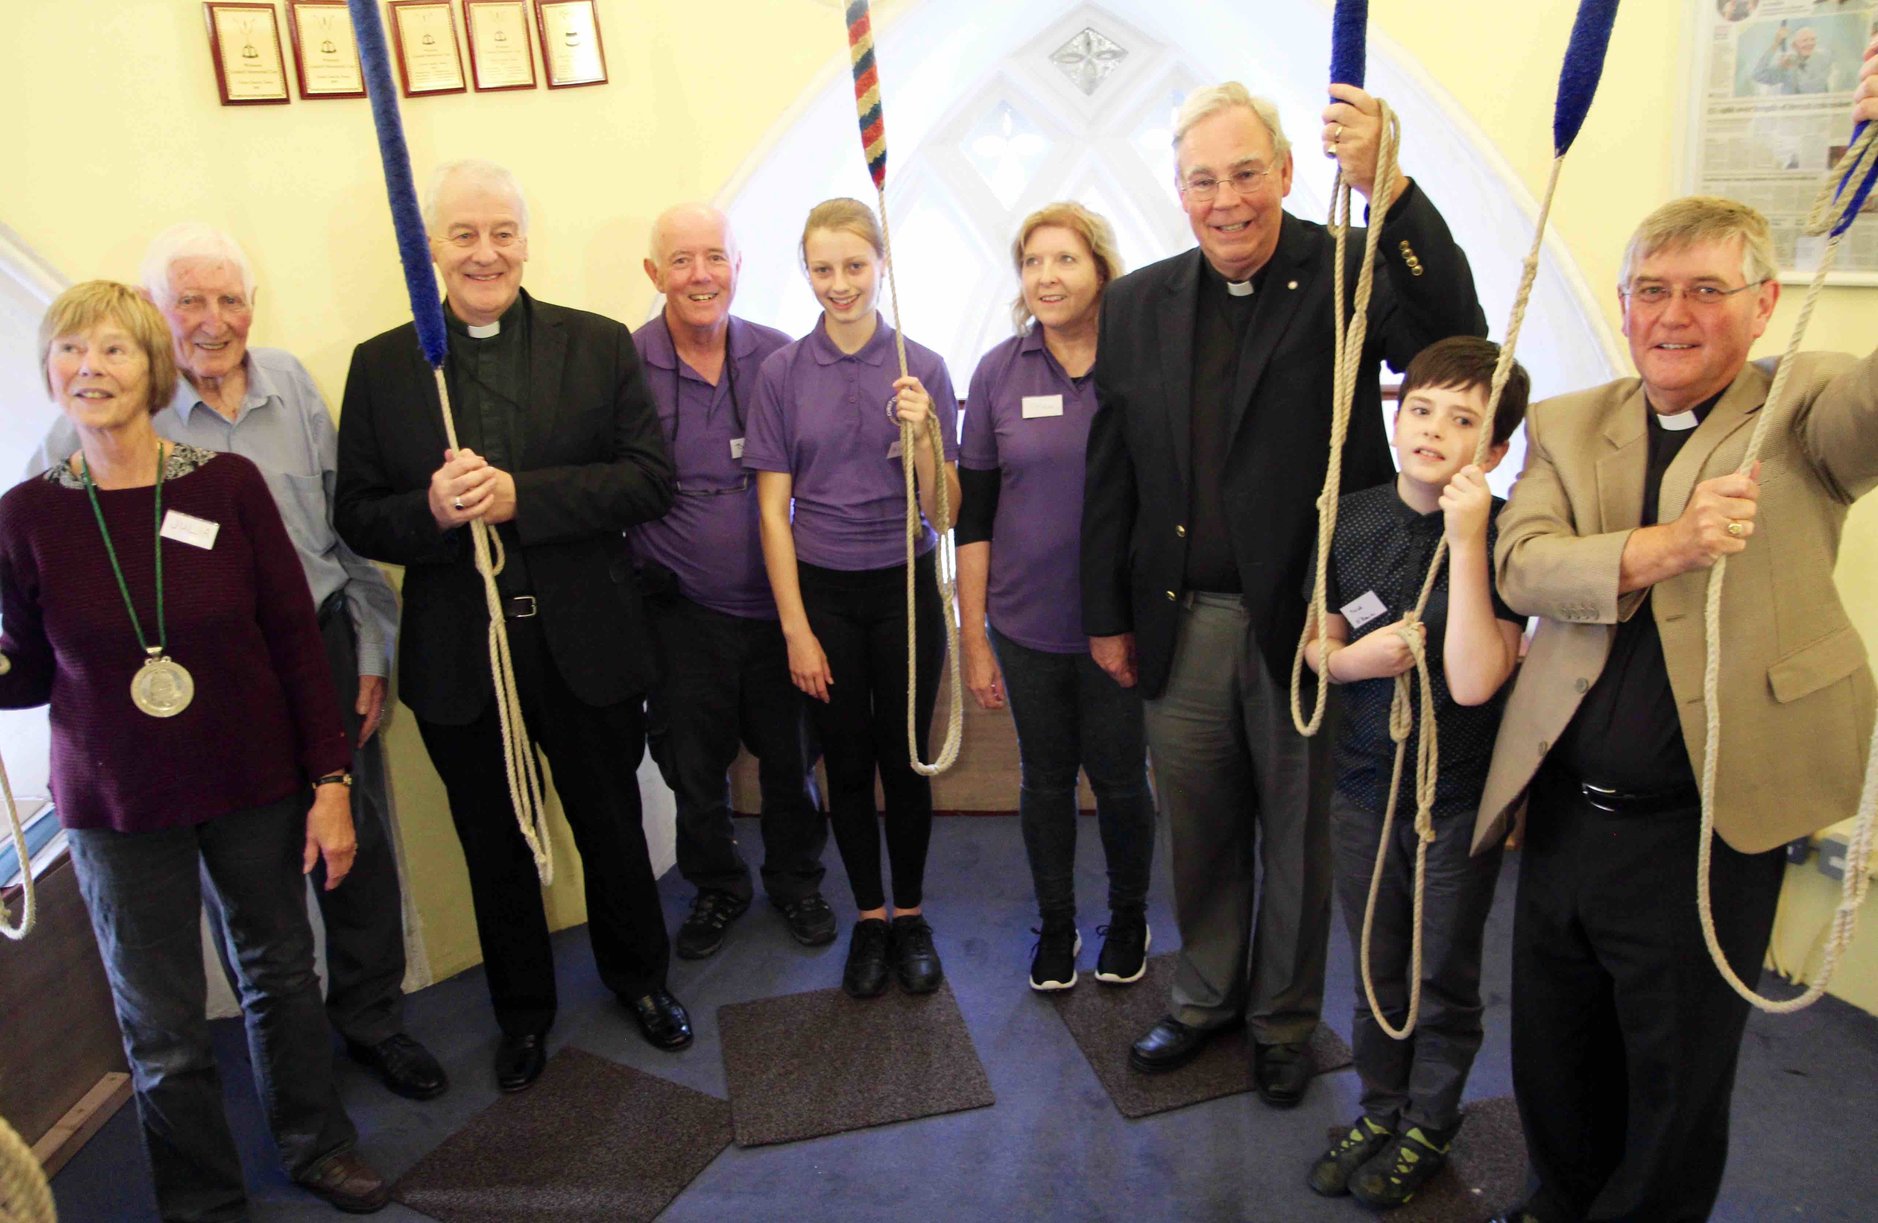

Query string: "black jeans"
[[797, 550, 942, 912], [646, 593, 827, 903], [1512, 766, 1784, 1222], [415, 617, 670, 1037], [1330, 788, 1502, 1132], [68, 796, 358, 1223], [989, 625, 1153, 922]]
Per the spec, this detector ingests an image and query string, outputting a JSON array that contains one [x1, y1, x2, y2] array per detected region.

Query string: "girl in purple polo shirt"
[[743, 198, 962, 1000], [955, 203, 1153, 993]]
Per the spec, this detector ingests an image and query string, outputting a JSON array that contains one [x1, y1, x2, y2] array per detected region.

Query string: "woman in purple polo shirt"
[[956, 203, 1153, 993], [743, 198, 962, 999]]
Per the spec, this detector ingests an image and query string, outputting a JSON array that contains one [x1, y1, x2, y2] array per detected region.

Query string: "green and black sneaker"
[[1348, 1125, 1453, 1209], [1308, 1115, 1394, 1197]]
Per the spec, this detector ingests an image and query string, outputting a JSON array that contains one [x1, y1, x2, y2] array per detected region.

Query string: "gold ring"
[[1331, 123, 1343, 145], [1727, 520, 1745, 538]]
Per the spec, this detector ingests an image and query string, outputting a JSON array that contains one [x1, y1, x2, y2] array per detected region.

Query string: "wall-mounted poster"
[[1687, 0, 1878, 281]]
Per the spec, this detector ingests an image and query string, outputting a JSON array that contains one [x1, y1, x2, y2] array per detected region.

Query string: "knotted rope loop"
[[0, 746, 31, 941], [1695, 124, 1878, 1013]]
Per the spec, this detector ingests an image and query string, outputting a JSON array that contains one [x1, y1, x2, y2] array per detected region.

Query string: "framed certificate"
[[203, 3, 291, 105], [287, 1, 365, 99], [464, 0, 537, 92], [388, 0, 467, 96], [535, 0, 607, 89]]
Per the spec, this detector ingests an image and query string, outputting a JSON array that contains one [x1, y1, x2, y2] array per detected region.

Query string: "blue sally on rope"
[[841, 0, 965, 777], [345, 0, 554, 884]]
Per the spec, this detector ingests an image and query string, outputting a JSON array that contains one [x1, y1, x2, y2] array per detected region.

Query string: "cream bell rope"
[[0, 701, 32, 940], [1695, 124, 1878, 1012], [0, 1110, 55, 1223], [348, 0, 551, 884], [847, 0, 964, 776]]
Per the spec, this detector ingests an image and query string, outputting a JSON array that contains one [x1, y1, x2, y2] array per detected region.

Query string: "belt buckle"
[[1580, 781, 1621, 813], [507, 595, 538, 620]]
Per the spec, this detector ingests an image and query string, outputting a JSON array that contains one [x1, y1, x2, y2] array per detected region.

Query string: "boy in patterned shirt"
[[1302, 336, 1530, 1208]]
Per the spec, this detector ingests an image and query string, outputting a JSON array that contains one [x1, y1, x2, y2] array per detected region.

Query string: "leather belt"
[[502, 595, 538, 620], [1578, 779, 1698, 815]]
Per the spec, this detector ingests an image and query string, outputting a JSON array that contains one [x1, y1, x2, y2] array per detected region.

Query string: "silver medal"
[[131, 653, 194, 718]]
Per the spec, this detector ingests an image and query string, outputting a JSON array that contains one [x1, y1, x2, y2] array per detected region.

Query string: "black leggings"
[[797, 549, 943, 911]]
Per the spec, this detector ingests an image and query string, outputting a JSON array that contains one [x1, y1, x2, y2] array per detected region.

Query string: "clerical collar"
[[1226, 278, 1254, 297], [1200, 256, 1268, 299], [1646, 387, 1723, 432], [1656, 409, 1699, 431], [447, 294, 526, 341], [467, 321, 500, 339]]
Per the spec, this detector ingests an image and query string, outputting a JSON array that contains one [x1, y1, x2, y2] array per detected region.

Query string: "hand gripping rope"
[[346, 0, 552, 884], [1695, 120, 1878, 1013], [1305, 1, 1619, 1039], [844, 0, 964, 777]]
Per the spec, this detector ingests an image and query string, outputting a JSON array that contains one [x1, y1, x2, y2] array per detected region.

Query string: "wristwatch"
[[314, 772, 354, 790]]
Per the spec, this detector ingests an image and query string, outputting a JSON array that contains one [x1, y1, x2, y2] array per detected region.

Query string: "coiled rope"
[[347, 0, 552, 883], [0, 1110, 54, 1223], [1695, 122, 1878, 1012], [845, 0, 964, 777]]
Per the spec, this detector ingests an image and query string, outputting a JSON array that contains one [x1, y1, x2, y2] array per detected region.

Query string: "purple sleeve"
[[0, 494, 54, 709], [236, 459, 350, 780], [959, 351, 999, 471], [741, 349, 793, 473]]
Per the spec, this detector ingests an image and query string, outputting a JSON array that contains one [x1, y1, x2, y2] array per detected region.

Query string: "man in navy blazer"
[[1080, 83, 1485, 1103], [335, 160, 684, 1092]]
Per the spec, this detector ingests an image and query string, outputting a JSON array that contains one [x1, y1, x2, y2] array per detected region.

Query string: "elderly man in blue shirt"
[[33, 222, 445, 1102]]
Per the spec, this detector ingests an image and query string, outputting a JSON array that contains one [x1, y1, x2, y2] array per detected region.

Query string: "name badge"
[[1340, 590, 1387, 630], [729, 437, 745, 460], [886, 439, 904, 460], [160, 510, 220, 550], [1022, 394, 1065, 419]]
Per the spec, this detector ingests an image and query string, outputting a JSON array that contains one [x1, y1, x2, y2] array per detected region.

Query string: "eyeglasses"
[[1179, 166, 1275, 202], [433, 228, 524, 250], [1620, 281, 1766, 308]]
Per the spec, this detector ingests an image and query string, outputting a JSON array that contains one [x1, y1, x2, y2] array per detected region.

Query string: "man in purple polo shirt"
[[633, 203, 832, 959]]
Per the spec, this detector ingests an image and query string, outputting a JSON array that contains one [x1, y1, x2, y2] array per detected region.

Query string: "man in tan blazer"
[[1477, 187, 1878, 1222]]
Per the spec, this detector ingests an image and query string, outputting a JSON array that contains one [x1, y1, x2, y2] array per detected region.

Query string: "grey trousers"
[[1142, 593, 1335, 1043], [1331, 788, 1502, 1132]]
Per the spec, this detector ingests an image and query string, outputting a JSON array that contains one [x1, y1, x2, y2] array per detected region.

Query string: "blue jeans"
[[67, 795, 357, 1223], [990, 626, 1154, 922]]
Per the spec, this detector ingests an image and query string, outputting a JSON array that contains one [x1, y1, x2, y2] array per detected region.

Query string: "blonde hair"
[[799, 197, 885, 266], [1172, 82, 1291, 162], [1009, 202, 1125, 333], [38, 281, 178, 414], [1620, 196, 1778, 288]]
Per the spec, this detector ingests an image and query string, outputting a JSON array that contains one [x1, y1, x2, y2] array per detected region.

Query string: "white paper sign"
[[1340, 590, 1388, 630], [1021, 394, 1065, 419], [160, 510, 220, 550]]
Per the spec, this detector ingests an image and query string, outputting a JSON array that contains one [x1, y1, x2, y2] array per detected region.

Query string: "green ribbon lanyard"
[[78, 442, 168, 661]]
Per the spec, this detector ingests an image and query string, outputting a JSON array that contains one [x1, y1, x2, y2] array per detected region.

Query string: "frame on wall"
[[464, 0, 539, 91], [287, 0, 367, 98], [389, 0, 468, 96], [204, 2, 292, 105], [535, 0, 608, 89]]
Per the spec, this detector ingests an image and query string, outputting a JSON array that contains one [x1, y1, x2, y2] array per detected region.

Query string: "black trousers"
[[1512, 767, 1784, 1223], [797, 550, 942, 913], [415, 616, 669, 1037], [646, 593, 827, 903]]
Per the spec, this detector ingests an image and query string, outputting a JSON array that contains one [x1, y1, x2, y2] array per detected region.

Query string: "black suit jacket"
[[334, 291, 674, 725], [1080, 183, 1486, 700]]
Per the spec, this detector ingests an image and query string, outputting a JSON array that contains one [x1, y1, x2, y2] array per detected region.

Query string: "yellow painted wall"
[[2, 0, 1874, 1005]]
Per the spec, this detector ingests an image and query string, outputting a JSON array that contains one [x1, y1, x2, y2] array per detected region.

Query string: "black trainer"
[[890, 914, 944, 993], [1028, 922, 1081, 991], [1093, 909, 1150, 984], [675, 890, 749, 960], [1348, 1125, 1454, 1209], [1308, 1115, 1395, 1197], [774, 893, 838, 946], [842, 918, 892, 998]]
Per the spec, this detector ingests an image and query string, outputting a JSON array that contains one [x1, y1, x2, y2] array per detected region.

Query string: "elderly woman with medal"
[[0, 281, 391, 1218]]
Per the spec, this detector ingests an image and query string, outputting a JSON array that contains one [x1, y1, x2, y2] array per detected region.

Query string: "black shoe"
[[1093, 909, 1150, 985], [1129, 1015, 1214, 1074], [890, 914, 944, 993], [675, 890, 750, 960], [1028, 921, 1080, 991], [774, 893, 838, 946], [1253, 1039, 1312, 1108], [1348, 1125, 1453, 1208], [625, 988, 694, 1051], [842, 918, 892, 998], [1308, 1115, 1395, 1197], [494, 1032, 547, 1092], [346, 1033, 448, 1101], [295, 1149, 390, 1214]]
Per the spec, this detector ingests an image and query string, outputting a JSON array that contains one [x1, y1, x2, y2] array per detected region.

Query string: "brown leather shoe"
[[296, 1149, 390, 1214]]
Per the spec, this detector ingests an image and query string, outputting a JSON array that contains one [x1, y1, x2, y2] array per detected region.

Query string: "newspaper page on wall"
[[1691, 0, 1878, 282]]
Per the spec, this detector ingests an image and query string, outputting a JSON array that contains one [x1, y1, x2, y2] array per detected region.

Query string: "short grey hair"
[[646, 202, 737, 266], [140, 223, 256, 306], [1172, 82, 1291, 163], [423, 159, 530, 235], [1619, 196, 1779, 289]]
